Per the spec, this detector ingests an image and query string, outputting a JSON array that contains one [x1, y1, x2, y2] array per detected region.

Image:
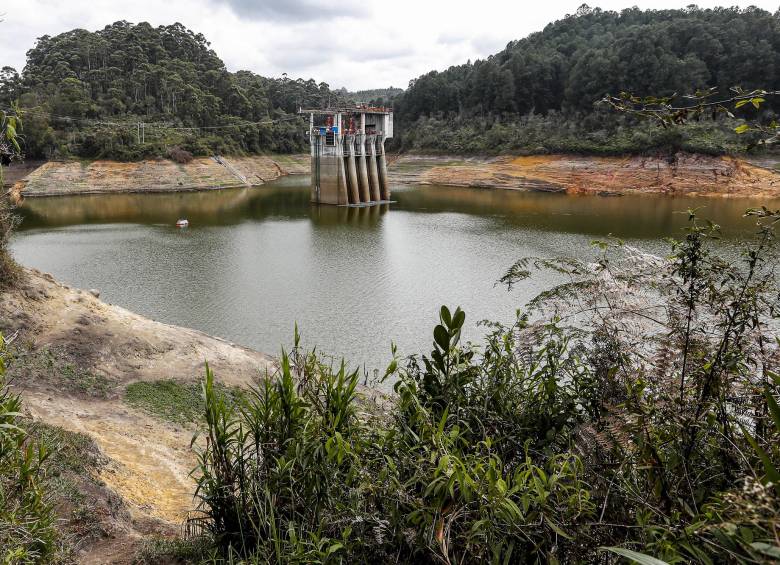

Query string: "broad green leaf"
[[764, 388, 780, 431], [452, 309, 465, 330], [545, 516, 572, 540], [600, 547, 671, 565], [750, 542, 780, 558], [735, 124, 750, 134], [740, 424, 780, 495], [434, 324, 449, 351], [439, 305, 451, 327]]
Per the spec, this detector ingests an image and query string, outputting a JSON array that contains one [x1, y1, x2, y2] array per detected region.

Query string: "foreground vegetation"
[[175, 208, 780, 564], [1, 336, 115, 563], [1, 107, 22, 288]]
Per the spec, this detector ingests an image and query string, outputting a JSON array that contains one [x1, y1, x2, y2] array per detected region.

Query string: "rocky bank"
[[12, 154, 308, 199], [10, 152, 780, 200], [388, 153, 780, 198]]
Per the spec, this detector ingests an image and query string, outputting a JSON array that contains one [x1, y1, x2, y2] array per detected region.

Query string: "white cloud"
[[1, 0, 777, 90]]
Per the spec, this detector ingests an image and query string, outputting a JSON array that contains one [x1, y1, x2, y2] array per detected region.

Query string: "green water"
[[11, 176, 777, 373]]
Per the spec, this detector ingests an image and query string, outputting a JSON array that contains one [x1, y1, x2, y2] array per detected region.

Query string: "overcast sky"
[[2, 0, 778, 90]]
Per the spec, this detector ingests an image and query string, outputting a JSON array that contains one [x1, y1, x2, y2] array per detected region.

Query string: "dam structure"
[[300, 106, 393, 206]]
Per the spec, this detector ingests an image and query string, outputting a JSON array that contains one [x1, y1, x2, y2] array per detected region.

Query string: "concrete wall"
[[312, 153, 349, 205]]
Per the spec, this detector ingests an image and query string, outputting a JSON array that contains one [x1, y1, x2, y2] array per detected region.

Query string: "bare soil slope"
[[1, 269, 274, 560], [389, 153, 780, 198], [14, 154, 308, 198]]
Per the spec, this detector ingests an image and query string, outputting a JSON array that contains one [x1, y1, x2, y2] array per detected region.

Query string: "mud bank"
[[12, 154, 308, 199], [388, 153, 780, 198], [1, 268, 274, 560]]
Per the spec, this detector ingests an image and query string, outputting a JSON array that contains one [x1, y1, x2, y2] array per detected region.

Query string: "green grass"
[[58, 362, 114, 398], [5, 345, 114, 398], [134, 536, 214, 564], [125, 379, 244, 425], [125, 380, 204, 424], [27, 420, 103, 476]]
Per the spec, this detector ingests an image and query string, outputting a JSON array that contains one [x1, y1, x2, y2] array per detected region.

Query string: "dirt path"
[[23, 390, 196, 524]]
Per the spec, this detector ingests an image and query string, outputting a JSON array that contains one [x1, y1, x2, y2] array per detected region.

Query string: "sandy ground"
[[1, 269, 274, 560], [388, 153, 780, 198]]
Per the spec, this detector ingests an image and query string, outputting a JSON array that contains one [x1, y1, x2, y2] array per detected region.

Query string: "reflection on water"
[[12, 178, 779, 375], [18, 178, 771, 239]]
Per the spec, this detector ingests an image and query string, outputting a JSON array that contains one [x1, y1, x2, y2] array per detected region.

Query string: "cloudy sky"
[[2, 0, 777, 90]]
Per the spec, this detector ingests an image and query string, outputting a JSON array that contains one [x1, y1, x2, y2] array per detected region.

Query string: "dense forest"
[[0, 21, 349, 160], [2, 6, 780, 160], [335, 87, 404, 107], [393, 4, 780, 154]]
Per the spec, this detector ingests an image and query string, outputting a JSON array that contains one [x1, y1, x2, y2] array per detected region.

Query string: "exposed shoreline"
[[11, 151, 780, 201], [11, 154, 309, 201], [389, 153, 780, 199], [1, 268, 276, 559]]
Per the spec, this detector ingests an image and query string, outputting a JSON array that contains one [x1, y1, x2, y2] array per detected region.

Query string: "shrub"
[[0, 196, 20, 289], [192, 318, 596, 563], [168, 146, 194, 164], [0, 108, 22, 289]]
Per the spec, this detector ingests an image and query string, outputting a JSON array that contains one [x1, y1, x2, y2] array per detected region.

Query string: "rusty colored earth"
[[389, 153, 780, 198]]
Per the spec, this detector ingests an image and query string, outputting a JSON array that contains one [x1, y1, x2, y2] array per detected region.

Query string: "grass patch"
[[27, 420, 104, 477], [6, 344, 114, 398], [125, 380, 244, 425], [134, 536, 214, 564]]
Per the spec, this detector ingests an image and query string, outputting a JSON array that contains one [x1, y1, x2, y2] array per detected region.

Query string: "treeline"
[[335, 86, 404, 107], [4, 7, 780, 161], [0, 21, 348, 160], [392, 4, 780, 154]]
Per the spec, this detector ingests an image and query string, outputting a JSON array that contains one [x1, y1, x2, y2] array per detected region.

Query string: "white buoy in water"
[[176, 219, 189, 227]]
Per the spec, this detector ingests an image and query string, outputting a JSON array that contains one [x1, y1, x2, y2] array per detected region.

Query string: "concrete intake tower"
[[300, 106, 393, 206]]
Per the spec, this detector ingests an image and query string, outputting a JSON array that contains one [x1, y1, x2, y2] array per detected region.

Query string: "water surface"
[[12, 176, 776, 374]]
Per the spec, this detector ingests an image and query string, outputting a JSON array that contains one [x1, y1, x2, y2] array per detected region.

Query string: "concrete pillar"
[[367, 135, 381, 202], [345, 135, 360, 205], [356, 135, 371, 203], [377, 136, 390, 201], [310, 134, 321, 203], [337, 152, 349, 205]]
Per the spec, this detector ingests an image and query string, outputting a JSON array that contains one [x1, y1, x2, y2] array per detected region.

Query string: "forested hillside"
[[336, 87, 404, 107], [392, 5, 780, 154], [3, 7, 780, 160], [0, 21, 347, 160]]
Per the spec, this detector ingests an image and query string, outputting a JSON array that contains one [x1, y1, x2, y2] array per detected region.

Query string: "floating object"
[[176, 219, 189, 227]]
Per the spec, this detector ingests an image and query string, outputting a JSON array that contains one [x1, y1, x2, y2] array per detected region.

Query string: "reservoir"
[[11, 176, 778, 375]]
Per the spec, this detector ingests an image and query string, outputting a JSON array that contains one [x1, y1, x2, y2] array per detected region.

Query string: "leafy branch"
[[602, 88, 780, 145]]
